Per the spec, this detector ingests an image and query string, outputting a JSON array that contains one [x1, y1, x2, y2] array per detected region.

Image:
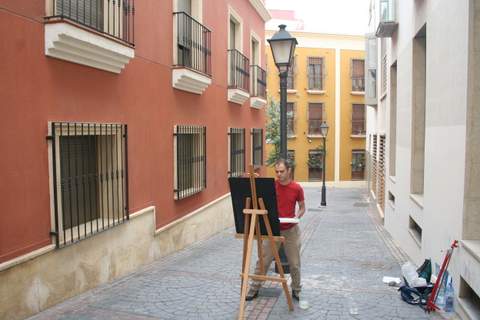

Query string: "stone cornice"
[[249, 0, 271, 22]]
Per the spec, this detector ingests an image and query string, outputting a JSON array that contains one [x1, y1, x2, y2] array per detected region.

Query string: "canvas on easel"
[[228, 167, 293, 319], [228, 177, 281, 236]]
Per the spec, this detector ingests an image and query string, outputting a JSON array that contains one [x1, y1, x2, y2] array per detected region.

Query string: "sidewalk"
[[29, 185, 445, 320]]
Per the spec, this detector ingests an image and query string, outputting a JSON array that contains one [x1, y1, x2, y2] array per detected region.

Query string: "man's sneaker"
[[246, 289, 259, 301], [292, 290, 300, 301]]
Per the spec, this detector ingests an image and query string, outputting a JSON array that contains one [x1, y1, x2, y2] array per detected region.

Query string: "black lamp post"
[[268, 25, 297, 160], [320, 121, 329, 206]]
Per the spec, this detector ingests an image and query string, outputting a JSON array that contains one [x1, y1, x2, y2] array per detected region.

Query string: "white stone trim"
[[45, 22, 134, 73], [249, 0, 271, 22], [228, 88, 250, 104], [172, 68, 212, 94], [250, 97, 267, 109]]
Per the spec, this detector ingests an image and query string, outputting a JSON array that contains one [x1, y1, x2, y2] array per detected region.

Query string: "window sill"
[[173, 68, 212, 94], [174, 186, 205, 200], [44, 21, 134, 73], [351, 91, 365, 96], [277, 89, 298, 94], [350, 134, 366, 138], [250, 97, 267, 109], [409, 193, 424, 209], [307, 134, 326, 139], [287, 135, 297, 139], [389, 176, 396, 184], [228, 88, 250, 104], [306, 89, 325, 95]]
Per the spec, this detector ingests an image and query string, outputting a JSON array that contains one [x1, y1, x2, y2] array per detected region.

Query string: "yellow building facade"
[[265, 31, 366, 182]]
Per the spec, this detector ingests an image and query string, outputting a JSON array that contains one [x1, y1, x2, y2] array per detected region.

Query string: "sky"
[[265, 0, 371, 35]]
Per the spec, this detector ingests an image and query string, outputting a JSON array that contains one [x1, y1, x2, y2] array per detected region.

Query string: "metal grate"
[[352, 104, 366, 135], [174, 125, 207, 200], [173, 12, 212, 76], [46, 0, 135, 46], [351, 59, 365, 91], [251, 128, 263, 167], [250, 65, 266, 99], [49, 122, 129, 248], [308, 103, 325, 135], [307, 57, 325, 90], [228, 128, 245, 177], [228, 49, 250, 92]]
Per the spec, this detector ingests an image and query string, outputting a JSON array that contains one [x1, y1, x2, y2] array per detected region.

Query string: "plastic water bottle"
[[444, 280, 454, 312]]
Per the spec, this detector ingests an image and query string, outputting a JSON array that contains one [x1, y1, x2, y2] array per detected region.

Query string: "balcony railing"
[[352, 76, 365, 92], [174, 12, 212, 76], [46, 0, 135, 46], [228, 49, 250, 92], [250, 65, 266, 99]]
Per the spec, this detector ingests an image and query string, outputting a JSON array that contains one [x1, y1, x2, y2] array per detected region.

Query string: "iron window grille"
[[45, 0, 135, 46], [307, 57, 325, 90], [351, 59, 365, 92], [251, 128, 263, 167], [173, 12, 212, 76], [287, 149, 296, 180], [352, 104, 366, 135], [287, 56, 296, 89], [228, 128, 245, 177], [308, 149, 324, 181], [250, 65, 267, 99], [49, 122, 129, 248], [308, 103, 325, 135], [174, 125, 207, 200], [228, 49, 250, 92], [287, 102, 296, 136], [351, 150, 366, 180]]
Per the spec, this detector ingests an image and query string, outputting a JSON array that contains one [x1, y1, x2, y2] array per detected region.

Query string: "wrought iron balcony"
[[46, 0, 135, 45], [250, 65, 266, 98], [228, 49, 250, 104], [173, 12, 212, 76]]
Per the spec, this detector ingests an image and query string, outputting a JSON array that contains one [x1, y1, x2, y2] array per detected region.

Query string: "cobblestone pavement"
[[29, 185, 446, 320]]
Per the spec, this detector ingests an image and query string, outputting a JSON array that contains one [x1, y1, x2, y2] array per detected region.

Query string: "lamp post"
[[267, 25, 297, 160], [320, 121, 329, 206]]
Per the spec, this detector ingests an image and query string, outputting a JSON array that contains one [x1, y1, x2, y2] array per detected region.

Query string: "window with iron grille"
[[352, 104, 366, 135], [228, 128, 245, 177], [287, 102, 296, 136], [174, 125, 207, 200], [287, 149, 296, 180], [308, 103, 325, 135], [49, 122, 128, 248], [308, 149, 324, 181], [287, 56, 296, 89], [251, 128, 263, 167], [351, 150, 365, 180], [307, 57, 324, 90], [351, 59, 365, 92]]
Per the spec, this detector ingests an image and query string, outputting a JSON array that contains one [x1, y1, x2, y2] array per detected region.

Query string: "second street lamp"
[[267, 24, 297, 160], [320, 121, 329, 206]]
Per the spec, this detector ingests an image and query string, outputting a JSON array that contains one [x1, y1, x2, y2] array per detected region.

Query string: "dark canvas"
[[228, 177, 280, 236]]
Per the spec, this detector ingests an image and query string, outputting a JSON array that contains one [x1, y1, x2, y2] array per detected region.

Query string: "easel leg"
[[239, 213, 258, 320], [241, 198, 251, 288], [259, 200, 294, 311]]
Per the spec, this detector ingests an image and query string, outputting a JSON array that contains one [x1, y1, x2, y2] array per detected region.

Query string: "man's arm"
[[297, 200, 305, 218]]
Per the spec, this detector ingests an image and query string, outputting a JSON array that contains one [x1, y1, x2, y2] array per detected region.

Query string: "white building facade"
[[366, 0, 480, 318]]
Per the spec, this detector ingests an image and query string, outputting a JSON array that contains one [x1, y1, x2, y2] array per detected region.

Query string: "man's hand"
[[297, 201, 306, 218]]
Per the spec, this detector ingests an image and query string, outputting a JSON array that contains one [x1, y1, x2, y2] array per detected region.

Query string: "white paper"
[[279, 217, 300, 224], [382, 276, 401, 285]]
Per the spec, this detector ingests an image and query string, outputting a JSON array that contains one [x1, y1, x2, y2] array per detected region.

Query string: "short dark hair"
[[274, 158, 292, 170]]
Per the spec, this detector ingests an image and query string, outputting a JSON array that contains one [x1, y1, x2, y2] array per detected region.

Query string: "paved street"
[[29, 184, 445, 320]]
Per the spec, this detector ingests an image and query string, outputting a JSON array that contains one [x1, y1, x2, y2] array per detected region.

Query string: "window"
[[389, 62, 398, 176], [48, 0, 134, 44], [228, 12, 249, 92], [49, 122, 128, 248], [287, 56, 296, 89], [307, 57, 324, 90], [287, 102, 296, 136], [351, 59, 365, 92], [308, 103, 325, 135], [174, 125, 207, 200], [287, 149, 295, 179], [174, 0, 211, 76], [351, 150, 366, 180], [308, 149, 323, 181], [251, 128, 263, 167], [352, 104, 366, 135], [228, 128, 245, 177]]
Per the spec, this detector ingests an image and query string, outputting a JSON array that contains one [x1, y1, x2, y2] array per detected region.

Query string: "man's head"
[[274, 158, 293, 184]]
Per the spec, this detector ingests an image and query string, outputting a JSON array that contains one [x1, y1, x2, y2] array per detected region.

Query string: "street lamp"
[[320, 121, 329, 206], [268, 25, 297, 159]]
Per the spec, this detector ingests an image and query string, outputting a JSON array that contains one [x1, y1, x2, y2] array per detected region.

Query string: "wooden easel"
[[237, 165, 294, 319]]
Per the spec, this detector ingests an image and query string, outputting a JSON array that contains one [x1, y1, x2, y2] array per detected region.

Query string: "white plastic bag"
[[401, 262, 427, 287]]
